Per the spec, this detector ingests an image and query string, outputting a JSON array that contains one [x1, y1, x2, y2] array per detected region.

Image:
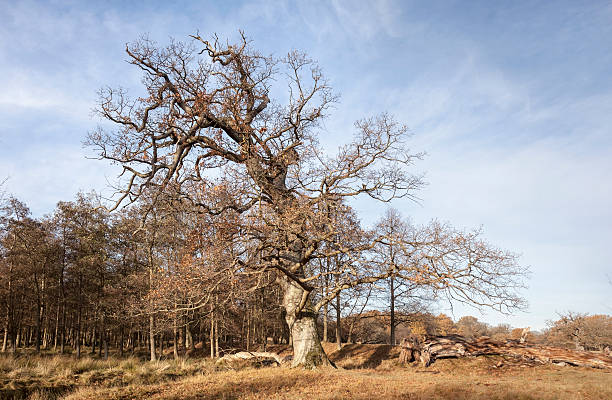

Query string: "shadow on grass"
[[0, 382, 75, 400], [330, 344, 394, 369]]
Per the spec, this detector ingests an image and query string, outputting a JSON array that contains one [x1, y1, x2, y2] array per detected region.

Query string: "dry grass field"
[[2, 343, 611, 400]]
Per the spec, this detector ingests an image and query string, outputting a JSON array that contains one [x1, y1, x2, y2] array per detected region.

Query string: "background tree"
[[434, 314, 457, 336], [373, 208, 435, 345], [54, 195, 111, 358], [546, 312, 612, 351], [488, 323, 511, 341], [0, 198, 35, 353], [456, 316, 489, 340]]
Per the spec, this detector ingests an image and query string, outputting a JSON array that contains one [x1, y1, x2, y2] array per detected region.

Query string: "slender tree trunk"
[[2, 308, 8, 353], [43, 311, 49, 349], [322, 259, 329, 342], [59, 239, 66, 354], [98, 321, 103, 358], [149, 315, 156, 361], [76, 305, 82, 358], [6, 258, 14, 354], [60, 304, 66, 354], [146, 242, 157, 361], [35, 300, 42, 353], [119, 327, 124, 357], [260, 288, 266, 351], [210, 307, 215, 358], [336, 292, 341, 351], [38, 270, 47, 351], [53, 302, 60, 351], [173, 316, 179, 359], [241, 313, 246, 349], [11, 328, 17, 354], [158, 333, 164, 359], [198, 319, 204, 351], [390, 276, 396, 346], [215, 318, 219, 357], [91, 324, 97, 354], [245, 307, 250, 351], [334, 254, 342, 351], [103, 331, 108, 360], [1, 329, 7, 353], [69, 320, 74, 349], [323, 303, 328, 343], [280, 276, 331, 368], [43, 323, 49, 349], [186, 321, 195, 352], [180, 320, 186, 355]]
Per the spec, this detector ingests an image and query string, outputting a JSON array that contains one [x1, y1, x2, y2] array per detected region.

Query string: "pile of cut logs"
[[399, 334, 612, 369]]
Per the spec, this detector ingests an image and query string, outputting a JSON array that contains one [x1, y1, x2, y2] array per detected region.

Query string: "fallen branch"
[[400, 335, 612, 369]]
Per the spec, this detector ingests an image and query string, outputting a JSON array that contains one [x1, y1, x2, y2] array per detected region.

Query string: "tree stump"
[[399, 335, 421, 363]]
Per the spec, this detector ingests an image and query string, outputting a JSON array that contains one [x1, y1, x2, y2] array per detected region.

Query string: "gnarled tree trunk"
[[280, 276, 331, 368]]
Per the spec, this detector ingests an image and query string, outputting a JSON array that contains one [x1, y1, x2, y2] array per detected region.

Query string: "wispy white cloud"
[[0, 70, 92, 120], [331, 0, 404, 39]]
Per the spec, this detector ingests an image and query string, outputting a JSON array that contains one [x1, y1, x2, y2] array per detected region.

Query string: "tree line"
[[1, 187, 609, 361], [0, 189, 532, 359]]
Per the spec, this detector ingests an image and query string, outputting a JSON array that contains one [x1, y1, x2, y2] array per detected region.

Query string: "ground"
[[1, 343, 611, 399]]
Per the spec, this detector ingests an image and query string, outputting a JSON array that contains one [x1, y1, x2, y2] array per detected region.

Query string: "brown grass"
[[1, 345, 610, 400], [62, 362, 612, 400], [0, 354, 217, 399]]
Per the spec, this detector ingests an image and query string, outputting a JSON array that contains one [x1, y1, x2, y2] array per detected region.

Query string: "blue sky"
[[1, 0, 611, 330]]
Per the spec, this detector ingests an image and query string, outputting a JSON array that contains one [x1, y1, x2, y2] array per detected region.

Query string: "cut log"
[[399, 334, 612, 370], [216, 351, 286, 367]]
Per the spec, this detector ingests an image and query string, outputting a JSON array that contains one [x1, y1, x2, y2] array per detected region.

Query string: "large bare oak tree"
[[88, 33, 527, 367]]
